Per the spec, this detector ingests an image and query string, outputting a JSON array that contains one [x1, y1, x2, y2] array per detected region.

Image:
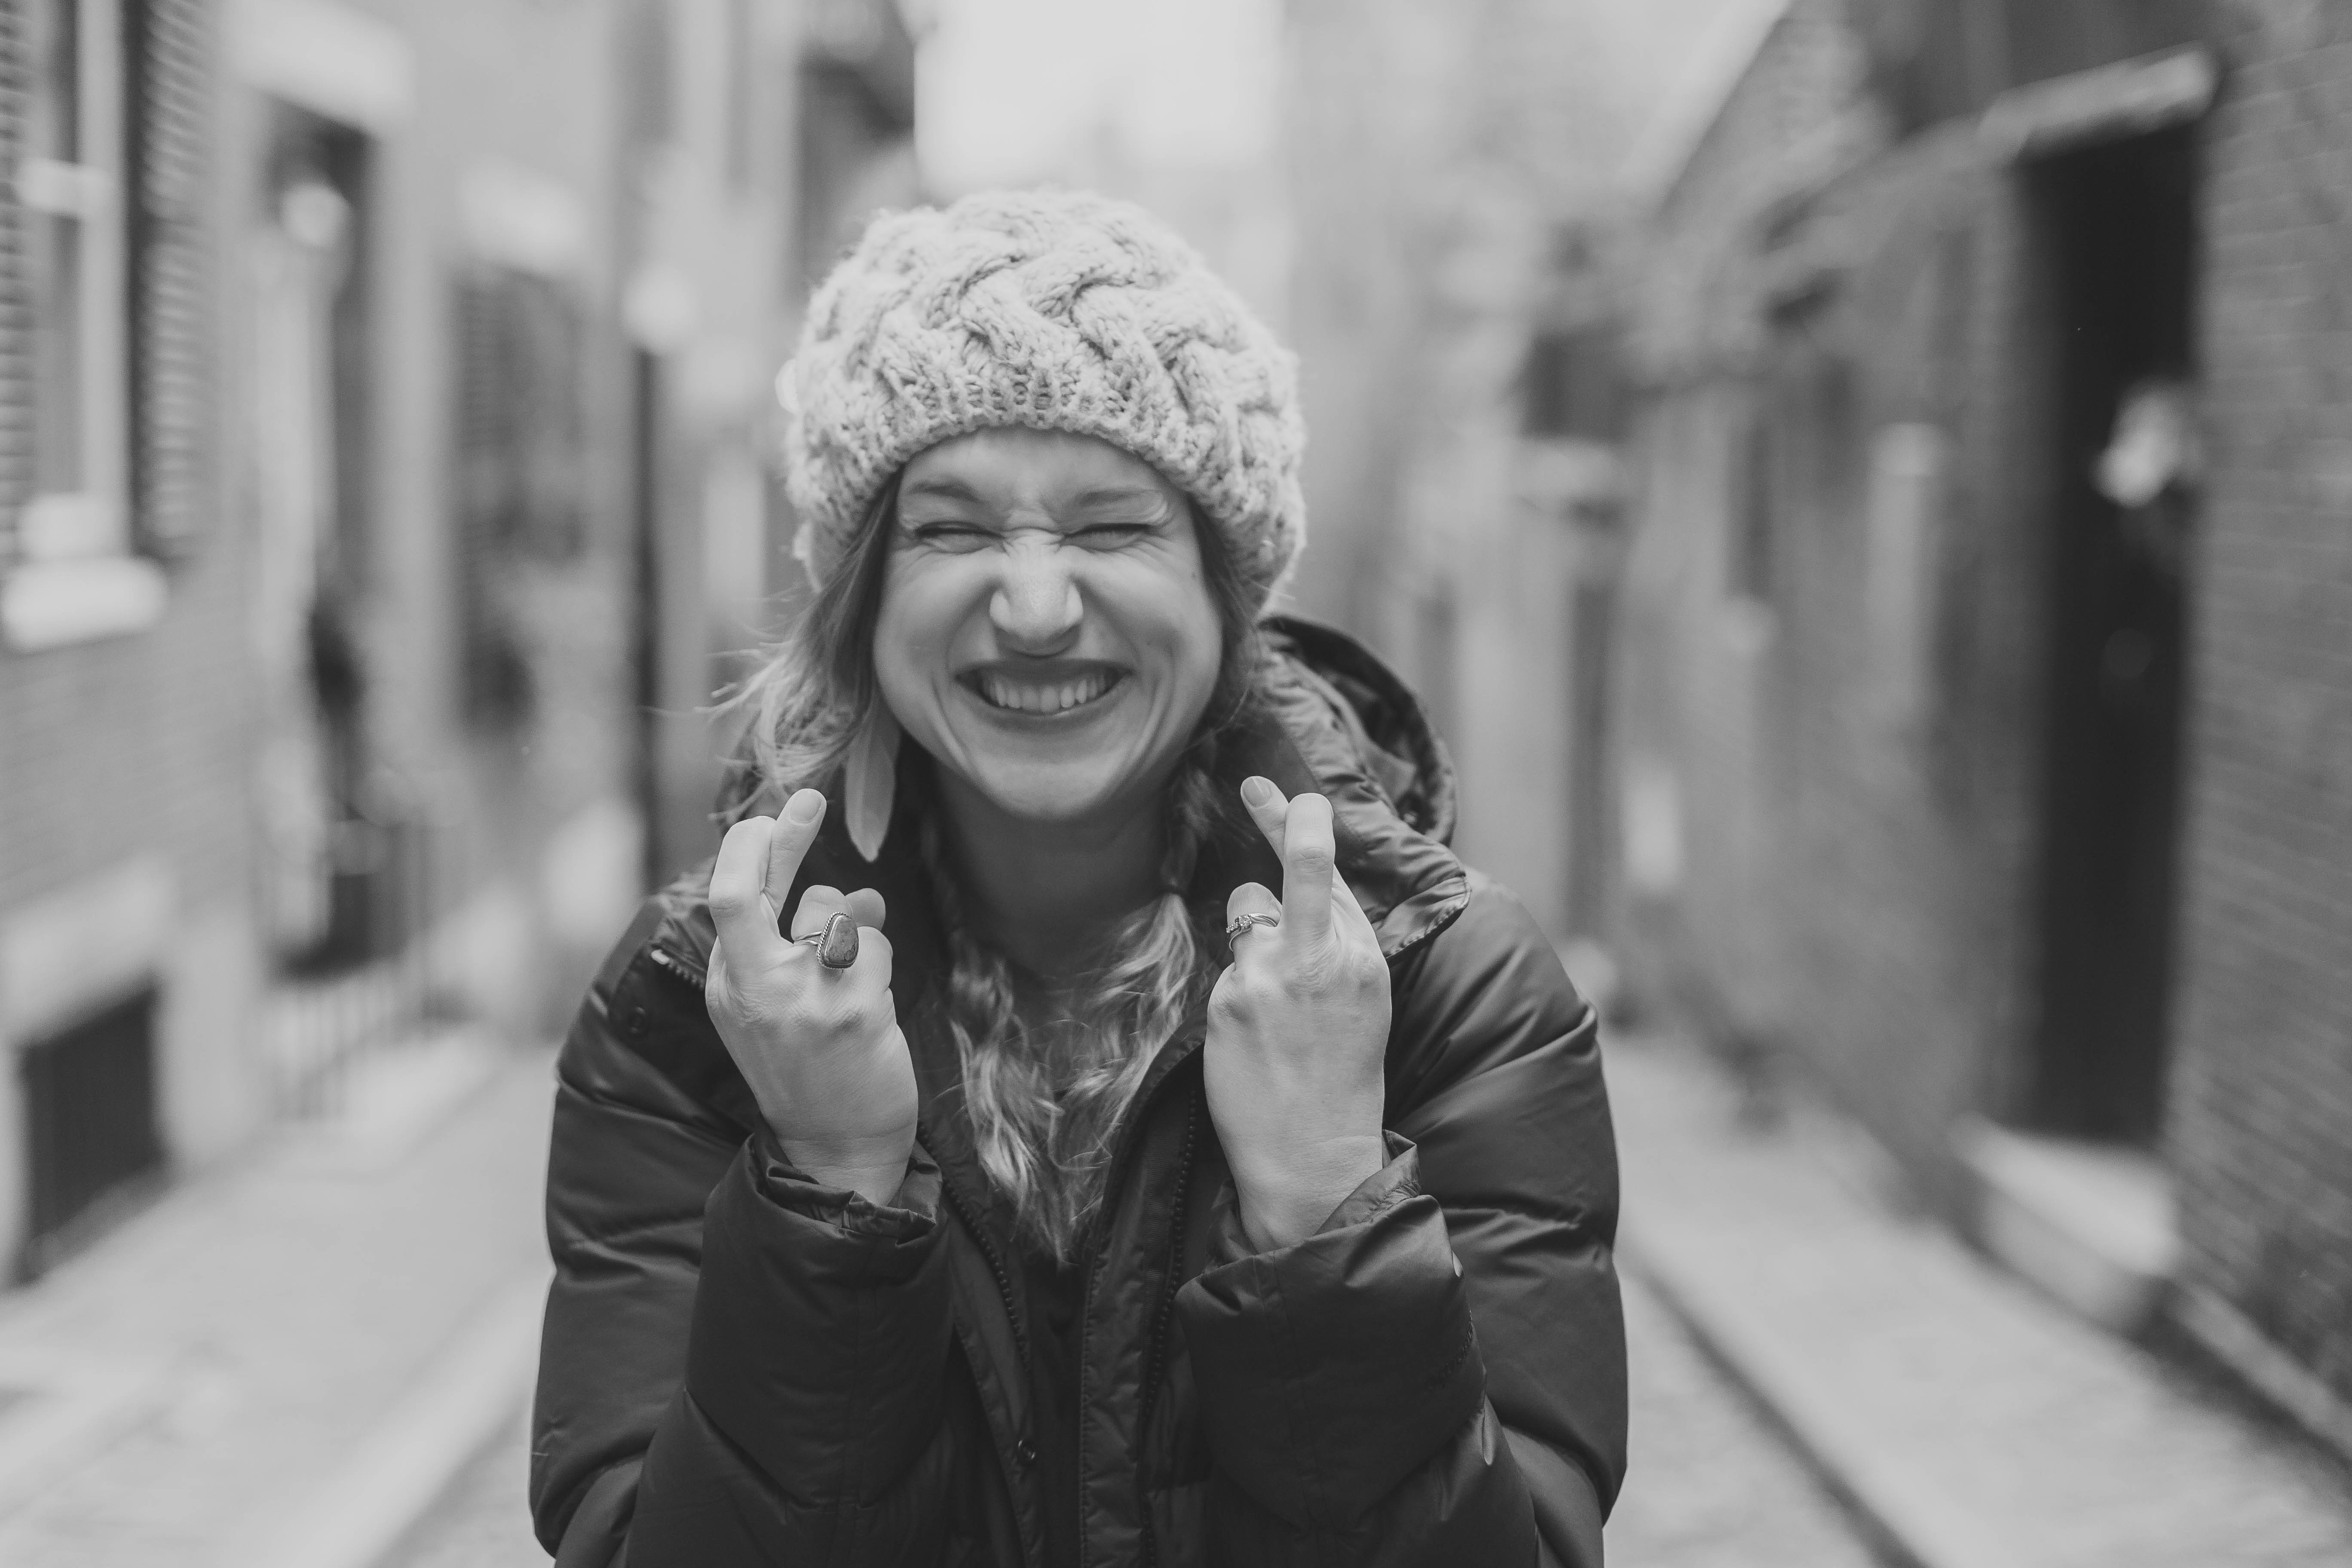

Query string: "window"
[[1521, 325, 1624, 442], [1865, 422, 1948, 729], [1729, 405, 1777, 604], [3, 0, 166, 651]]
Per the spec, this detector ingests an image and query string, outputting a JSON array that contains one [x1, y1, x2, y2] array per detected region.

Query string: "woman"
[[532, 190, 1626, 1568]]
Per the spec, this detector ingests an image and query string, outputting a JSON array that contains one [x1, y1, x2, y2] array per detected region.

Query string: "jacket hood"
[[648, 613, 1469, 986]]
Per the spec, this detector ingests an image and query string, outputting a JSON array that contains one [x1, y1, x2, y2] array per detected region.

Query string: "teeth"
[[976, 671, 1113, 712]]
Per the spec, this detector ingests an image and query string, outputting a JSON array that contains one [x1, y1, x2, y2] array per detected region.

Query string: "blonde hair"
[[921, 749, 1225, 1260], [723, 467, 1264, 1259], [721, 475, 905, 819]]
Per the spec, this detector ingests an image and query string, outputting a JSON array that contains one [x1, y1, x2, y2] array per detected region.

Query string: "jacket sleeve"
[[1174, 876, 1627, 1568], [530, 907, 959, 1568]]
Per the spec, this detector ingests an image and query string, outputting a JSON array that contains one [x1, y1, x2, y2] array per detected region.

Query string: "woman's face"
[[873, 427, 1223, 827]]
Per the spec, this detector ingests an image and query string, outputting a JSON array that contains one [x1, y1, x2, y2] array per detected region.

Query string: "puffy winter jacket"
[[531, 616, 1627, 1567]]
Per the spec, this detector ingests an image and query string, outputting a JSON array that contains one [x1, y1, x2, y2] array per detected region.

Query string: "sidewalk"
[[1608, 1029, 2352, 1568], [1606, 1270, 1880, 1566], [0, 1032, 555, 1568]]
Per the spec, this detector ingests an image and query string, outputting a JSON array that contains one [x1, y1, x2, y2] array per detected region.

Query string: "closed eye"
[[1074, 524, 1153, 545], [909, 521, 994, 549]]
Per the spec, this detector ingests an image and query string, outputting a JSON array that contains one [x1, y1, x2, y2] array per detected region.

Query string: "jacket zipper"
[[1136, 1084, 1200, 1568], [643, 941, 704, 987], [938, 1168, 1029, 1370], [1073, 1042, 1202, 1568], [938, 1167, 1043, 1567]]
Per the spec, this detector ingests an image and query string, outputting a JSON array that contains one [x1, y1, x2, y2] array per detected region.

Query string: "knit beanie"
[[778, 189, 1307, 609]]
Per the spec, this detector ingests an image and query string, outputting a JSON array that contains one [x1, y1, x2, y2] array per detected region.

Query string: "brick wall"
[[0, 0, 242, 913], [0, 0, 262, 1240], [1626, 0, 2088, 1203], [1633, 0, 2352, 1412], [2166, 2, 2352, 1409], [0, 0, 658, 1234], [0, 0, 245, 925], [1624, 1, 2023, 1188]]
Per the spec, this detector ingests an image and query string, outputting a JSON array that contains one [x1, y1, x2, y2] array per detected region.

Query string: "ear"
[[843, 705, 900, 862]]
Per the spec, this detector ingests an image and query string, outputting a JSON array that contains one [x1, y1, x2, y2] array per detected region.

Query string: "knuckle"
[[1208, 973, 1251, 1015], [1238, 972, 1286, 1009], [816, 992, 874, 1038]]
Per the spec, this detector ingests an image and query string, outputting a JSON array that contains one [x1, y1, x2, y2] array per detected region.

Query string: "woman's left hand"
[[1206, 777, 1393, 1252]]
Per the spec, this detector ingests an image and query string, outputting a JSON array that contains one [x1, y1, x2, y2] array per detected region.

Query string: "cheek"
[[1108, 562, 1222, 700], [871, 565, 974, 711]]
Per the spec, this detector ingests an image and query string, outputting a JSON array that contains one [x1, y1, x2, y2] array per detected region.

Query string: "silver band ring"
[[797, 911, 861, 970], [1225, 911, 1280, 947]]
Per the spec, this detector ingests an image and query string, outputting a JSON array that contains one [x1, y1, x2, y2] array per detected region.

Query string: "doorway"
[[2022, 126, 2196, 1145], [250, 104, 385, 975]]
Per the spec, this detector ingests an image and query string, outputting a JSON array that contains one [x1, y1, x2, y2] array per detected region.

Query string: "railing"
[[265, 806, 441, 1120]]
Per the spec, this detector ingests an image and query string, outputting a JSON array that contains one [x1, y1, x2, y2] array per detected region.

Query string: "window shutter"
[[125, 0, 211, 558], [0, 11, 31, 565]]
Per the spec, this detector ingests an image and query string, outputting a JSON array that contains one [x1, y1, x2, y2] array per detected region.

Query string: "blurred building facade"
[[1279, 0, 1736, 948], [1623, 0, 2352, 1459], [0, 0, 913, 1283], [619, 0, 916, 886], [1, 0, 241, 1279]]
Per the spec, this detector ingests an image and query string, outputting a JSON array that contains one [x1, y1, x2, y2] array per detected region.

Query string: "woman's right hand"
[[705, 787, 918, 1207]]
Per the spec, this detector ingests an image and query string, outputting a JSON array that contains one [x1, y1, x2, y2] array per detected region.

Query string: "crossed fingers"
[[1226, 778, 1372, 951], [710, 790, 887, 971]]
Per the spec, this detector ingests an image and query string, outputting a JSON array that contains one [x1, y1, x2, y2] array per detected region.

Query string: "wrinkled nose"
[[989, 539, 1083, 655]]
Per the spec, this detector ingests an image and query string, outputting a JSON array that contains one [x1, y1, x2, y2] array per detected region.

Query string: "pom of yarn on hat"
[[778, 189, 1307, 609]]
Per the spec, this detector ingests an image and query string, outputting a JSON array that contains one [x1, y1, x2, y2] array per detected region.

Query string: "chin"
[[964, 757, 1133, 825]]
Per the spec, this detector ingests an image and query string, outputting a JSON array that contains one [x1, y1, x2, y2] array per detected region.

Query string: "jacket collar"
[[1219, 615, 1467, 960]]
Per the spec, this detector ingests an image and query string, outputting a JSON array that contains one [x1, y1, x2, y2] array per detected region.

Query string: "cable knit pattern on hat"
[[779, 189, 1307, 608]]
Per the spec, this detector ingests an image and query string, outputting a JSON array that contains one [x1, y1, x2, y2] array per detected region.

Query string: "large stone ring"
[[1225, 911, 1280, 948], [796, 911, 861, 970]]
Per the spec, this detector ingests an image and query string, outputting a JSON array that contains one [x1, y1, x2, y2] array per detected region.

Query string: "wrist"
[[1233, 1133, 1388, 1252], [770, 1128, 916, 1207]]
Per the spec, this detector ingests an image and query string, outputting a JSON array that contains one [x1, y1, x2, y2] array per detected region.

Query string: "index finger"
[[1279, 791, 1336, 944]]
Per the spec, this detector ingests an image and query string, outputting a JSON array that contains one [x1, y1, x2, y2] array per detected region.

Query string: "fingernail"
[[1240, 776, 1273, 807], [785, 789, 826, 826]]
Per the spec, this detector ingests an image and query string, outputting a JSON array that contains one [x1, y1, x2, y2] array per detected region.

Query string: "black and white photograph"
[[0, 1, 2349, 1564]]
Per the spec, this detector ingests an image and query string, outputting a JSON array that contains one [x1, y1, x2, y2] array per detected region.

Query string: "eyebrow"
[[897, 478, 1173, 512], [898, 476, 989, 505], [1066, 484, 1171, 510]]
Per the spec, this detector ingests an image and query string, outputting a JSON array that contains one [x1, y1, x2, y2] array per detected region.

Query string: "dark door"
[[2023, 126, 2197, 1143]]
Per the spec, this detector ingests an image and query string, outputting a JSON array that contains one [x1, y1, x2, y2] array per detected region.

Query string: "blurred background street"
[[4, 0, 2352, 1563]]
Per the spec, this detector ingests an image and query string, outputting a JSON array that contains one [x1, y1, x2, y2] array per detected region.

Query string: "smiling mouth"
[[962, 666, 1127, 716]]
